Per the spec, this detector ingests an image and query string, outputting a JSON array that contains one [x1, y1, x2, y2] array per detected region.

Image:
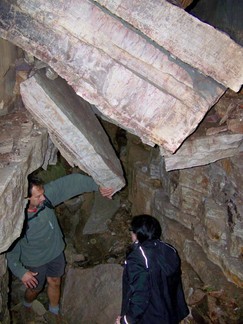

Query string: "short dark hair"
[[130, 214, 162, 243], [27, 175, 44, 198]]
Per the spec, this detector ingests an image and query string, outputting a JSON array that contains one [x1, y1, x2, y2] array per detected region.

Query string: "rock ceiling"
[[0, 0, 243, 188]]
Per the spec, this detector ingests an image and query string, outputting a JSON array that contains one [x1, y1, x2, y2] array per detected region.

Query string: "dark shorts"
[[27, 252, 66, 291]]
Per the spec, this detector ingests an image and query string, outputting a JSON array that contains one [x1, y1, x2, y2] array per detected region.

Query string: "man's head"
[[27, 175, 45, 209]]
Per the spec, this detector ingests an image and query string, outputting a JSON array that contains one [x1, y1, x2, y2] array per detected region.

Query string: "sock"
[[23, 300, 32, 308], [49, 304, 59, 315]]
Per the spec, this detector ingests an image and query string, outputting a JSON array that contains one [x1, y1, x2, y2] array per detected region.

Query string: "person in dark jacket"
[[116, 214, 189, 324]]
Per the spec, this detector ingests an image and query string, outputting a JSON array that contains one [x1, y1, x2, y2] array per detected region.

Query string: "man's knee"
[[24, 288, 41, 302], [47, 277, 61, 287]]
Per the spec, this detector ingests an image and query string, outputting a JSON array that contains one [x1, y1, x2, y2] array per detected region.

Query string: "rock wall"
[[0, 38, 18, 117], [0, 40, 49, 324], [127, 133, 243, 319], [0, 255, 10, 323], [0, 38, 17, 324]]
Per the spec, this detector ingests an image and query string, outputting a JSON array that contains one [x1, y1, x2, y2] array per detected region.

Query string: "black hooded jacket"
[[120, 240, 189, 324]]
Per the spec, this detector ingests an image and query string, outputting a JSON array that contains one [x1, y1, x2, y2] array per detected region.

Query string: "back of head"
[[130, 214, 162, 243]]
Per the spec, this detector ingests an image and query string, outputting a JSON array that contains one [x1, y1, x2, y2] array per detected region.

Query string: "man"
[[7, 173, 114, 323]]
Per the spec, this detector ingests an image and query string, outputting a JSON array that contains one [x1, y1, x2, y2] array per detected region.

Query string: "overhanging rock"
[[97, 0, 243, 91], [162, 133, 243, 171], [0, 111, 48, 253], [20, 71, 125, 192], [0, 0, 226, 153]]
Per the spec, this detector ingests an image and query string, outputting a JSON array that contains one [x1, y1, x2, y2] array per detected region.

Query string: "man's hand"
[[99, 187, 115, 199], [22, 271, 38, 289]]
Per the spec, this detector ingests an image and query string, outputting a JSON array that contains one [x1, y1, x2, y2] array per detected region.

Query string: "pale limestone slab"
[[20, 71, 125, 192], [0, 111, 48, 253], [163, 133, 243, 171], [96, 0, 243, 91], [0, 0, 226, 153], [83, 192, 120, 234]]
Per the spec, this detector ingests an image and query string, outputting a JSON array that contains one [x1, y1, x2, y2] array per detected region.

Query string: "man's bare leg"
[[47, 276, 61, 314], [24, 288, 40, 303], [22, 288, 40, 321]]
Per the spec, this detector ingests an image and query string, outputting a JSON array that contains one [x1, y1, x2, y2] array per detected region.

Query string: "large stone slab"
[[0, 110, 48, 253], [0, 38, 18, 116], [96, 0, 243, 91], [163, 133, 243, 171], [20, 71, 125, 192], [62, 264, 123, 324], [184, 239, 243, 290], [0, 0, 226, 153], [83, 192, 120, 234]]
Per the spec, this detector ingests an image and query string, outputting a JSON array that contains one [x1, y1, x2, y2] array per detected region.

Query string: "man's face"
[[29, 185, 46, 208]]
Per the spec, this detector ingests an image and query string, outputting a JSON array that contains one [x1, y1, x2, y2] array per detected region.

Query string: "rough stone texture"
[[0, 1, 242, 321], [96, 0, 243, 91], [20, 71, 125, 192], [163, 133, 243, 171], [161, 88, 243, 170], [0, 107, 47, 322], [0, 38, 18, 116], [0, 110, 48, 253], [62, 264, 123, 324], [128, 138, 243, 290], [83, 192, 120, 234], [130, 161, 162, 216], [183, 239, 243, 297], [0, 254, 10, 324], [0, 0, 227, 153]]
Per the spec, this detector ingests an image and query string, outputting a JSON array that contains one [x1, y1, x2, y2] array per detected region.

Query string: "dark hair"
[[130, 214, 162, 243], [27, 175, 44, 198]]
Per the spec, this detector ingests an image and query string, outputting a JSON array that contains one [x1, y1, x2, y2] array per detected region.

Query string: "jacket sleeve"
[[44, 173, 99, 206], [6, 241, 28, 280], [158, 242, 189, 322], [121, 256, 151, 324]]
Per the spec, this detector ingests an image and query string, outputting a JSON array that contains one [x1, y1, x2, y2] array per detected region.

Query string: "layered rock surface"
[[0, 0, 231, 153], [20, 71, 125, 192], [128, 140, 243, 288], [0, 110, 48, 252], [96, 0, 243, 91]]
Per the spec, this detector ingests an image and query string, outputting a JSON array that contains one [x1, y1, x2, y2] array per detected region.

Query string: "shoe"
[[44, 311, 68, 324], [21, 306, 36, 323]]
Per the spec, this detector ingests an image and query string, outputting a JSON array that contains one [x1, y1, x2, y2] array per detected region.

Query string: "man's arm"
[[6, 241, 29, 280], [45, 173, 115, 206], [7, 241, 38, 288]]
